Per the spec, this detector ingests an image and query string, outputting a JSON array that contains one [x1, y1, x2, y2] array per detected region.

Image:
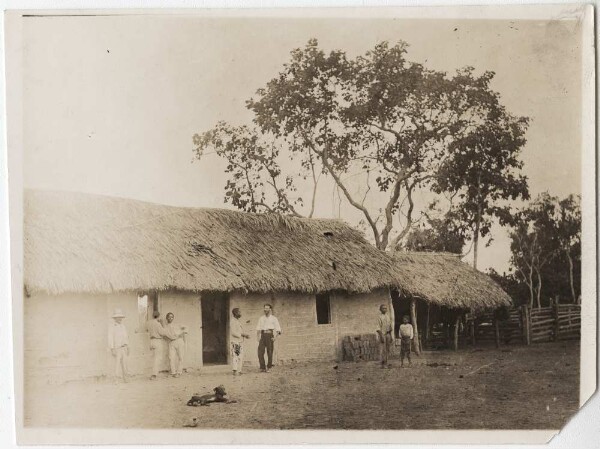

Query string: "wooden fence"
[[530, 304, 581, 343], [470, 303, 580, 347]]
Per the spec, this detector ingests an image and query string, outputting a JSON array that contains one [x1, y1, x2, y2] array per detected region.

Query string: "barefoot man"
[[164, 312, 187, 378], [230, 308, 250, 375], [376, 304, 393, 369], [399, 315, 414, 368]]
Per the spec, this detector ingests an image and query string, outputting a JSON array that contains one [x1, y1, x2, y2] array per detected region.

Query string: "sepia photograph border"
[[3, 3, 597, 446]]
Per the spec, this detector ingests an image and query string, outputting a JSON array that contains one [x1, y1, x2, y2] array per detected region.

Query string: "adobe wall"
[[24, 290, 202, 384], [230, 288, 390, 366]]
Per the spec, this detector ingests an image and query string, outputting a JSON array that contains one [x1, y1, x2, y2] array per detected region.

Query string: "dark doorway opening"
[[391, 289, 410, 338], [201, 292, 229, 365]]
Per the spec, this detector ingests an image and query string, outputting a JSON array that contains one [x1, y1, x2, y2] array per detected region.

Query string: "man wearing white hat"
[[108, 309, 130, 383]]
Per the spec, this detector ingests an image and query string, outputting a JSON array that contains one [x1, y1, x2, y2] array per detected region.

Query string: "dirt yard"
[[24, 342, 579, 430]]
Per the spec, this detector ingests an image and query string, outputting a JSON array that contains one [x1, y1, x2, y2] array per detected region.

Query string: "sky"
[[21, 13, 583, 273]]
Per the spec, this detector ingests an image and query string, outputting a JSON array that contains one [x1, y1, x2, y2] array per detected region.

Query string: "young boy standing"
[[399, 315, 414, 368]]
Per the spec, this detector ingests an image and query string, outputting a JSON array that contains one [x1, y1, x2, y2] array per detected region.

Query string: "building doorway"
[[201, 292, 229, 365], [391, 289, 410, 337]]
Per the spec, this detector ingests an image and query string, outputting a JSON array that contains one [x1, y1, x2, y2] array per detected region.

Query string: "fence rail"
[[471, 303, 580, 347]]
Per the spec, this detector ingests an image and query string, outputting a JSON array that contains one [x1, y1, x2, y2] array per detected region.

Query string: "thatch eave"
[[391, 251, 513, 312], [24, 190, 398, 296]]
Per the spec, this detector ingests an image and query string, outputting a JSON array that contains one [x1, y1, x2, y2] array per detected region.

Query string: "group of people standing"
[[107, 303, 282, 382], [230, 303, 282, 375], [108, 308, 187, 383], [376, 304, 415, 368], [108, 302, 410, 382]]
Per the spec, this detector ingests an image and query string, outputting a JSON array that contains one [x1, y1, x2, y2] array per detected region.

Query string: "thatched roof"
[[24, 190, 400, 295], [391, 252, 513, 311]]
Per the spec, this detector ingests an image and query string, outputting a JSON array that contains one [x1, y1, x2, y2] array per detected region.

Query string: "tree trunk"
[[528, 268, 535, 309], [388, 289, 396, 338], [535, 267, 542, 309], [566, 249, 576, 303], [410, 299, 421, 355], [473, 173, 483, 270]]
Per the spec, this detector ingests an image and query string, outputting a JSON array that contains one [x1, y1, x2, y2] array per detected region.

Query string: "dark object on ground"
[[187, 385, 231, 406], [333, 365, 338, 370]]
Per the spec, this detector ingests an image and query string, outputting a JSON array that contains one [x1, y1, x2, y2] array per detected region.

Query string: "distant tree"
[[433, 106, 530, 269], [486, 268, 529, 307], [193, 39, 528, 251], [556, 195, 581, 303], [508, 193, 581, 308], [403, 211, 465, 254]]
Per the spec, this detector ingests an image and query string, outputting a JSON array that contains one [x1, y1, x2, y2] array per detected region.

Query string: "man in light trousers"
[[147, 310, 168, 380], [164, 312, 187, 377], [108, 309, 130, 383], [230, 308, 250, 375]]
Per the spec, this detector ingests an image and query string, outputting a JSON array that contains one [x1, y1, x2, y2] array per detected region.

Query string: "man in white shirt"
[[163, 312, 187, 377], [376, 304, 393, 369], [256, 304, 281, 373], [399, 315, 414, 367], [108, 309, 130, 383], [230, 308, 250, 375], [147, 310, 169, 380]]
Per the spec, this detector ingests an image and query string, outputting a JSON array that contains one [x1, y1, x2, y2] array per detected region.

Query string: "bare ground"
[[24, 341, 579, 430]]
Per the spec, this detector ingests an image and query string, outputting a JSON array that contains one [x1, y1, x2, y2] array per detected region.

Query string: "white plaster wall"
[[25, 290, 203, 384]]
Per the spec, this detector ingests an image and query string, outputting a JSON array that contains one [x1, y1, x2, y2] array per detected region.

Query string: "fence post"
[[410, 298, 421, 355], [522, 305, 531, 345], [494, 316, 500, 348], [553, 296, 560, 341], [424, 303, 431, 343], [453, 313, 461, 351]]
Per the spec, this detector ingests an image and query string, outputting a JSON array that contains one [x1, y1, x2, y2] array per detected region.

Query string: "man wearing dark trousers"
[[256, 304, 282, 373]]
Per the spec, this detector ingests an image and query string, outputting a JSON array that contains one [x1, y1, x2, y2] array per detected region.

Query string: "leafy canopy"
[[194, 39, 529, 251]]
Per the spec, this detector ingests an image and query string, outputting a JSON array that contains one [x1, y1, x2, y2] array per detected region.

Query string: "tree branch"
[[300, 128, 382, 247]]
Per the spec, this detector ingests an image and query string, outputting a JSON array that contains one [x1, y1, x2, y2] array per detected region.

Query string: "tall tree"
[[433, 106, 529, 269], [194, 39, 528, 251], [554, 195, 581, 303], [508, 193, 581, 308]]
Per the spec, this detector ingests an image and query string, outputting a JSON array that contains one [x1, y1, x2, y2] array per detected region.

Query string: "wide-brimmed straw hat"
[[111, 309, 125, 318]]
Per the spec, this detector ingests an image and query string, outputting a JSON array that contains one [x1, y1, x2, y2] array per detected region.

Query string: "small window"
[[137, 294, 149, 330], [316, 293, 331, 325], [136, 291, 159, 332]]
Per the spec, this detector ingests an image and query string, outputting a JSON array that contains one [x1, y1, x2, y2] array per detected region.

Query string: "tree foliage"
[[403, 211, 465, 254], [433, 97, 530, 268], [193, 39, 529, 251], [508, 193, 581, 308]]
